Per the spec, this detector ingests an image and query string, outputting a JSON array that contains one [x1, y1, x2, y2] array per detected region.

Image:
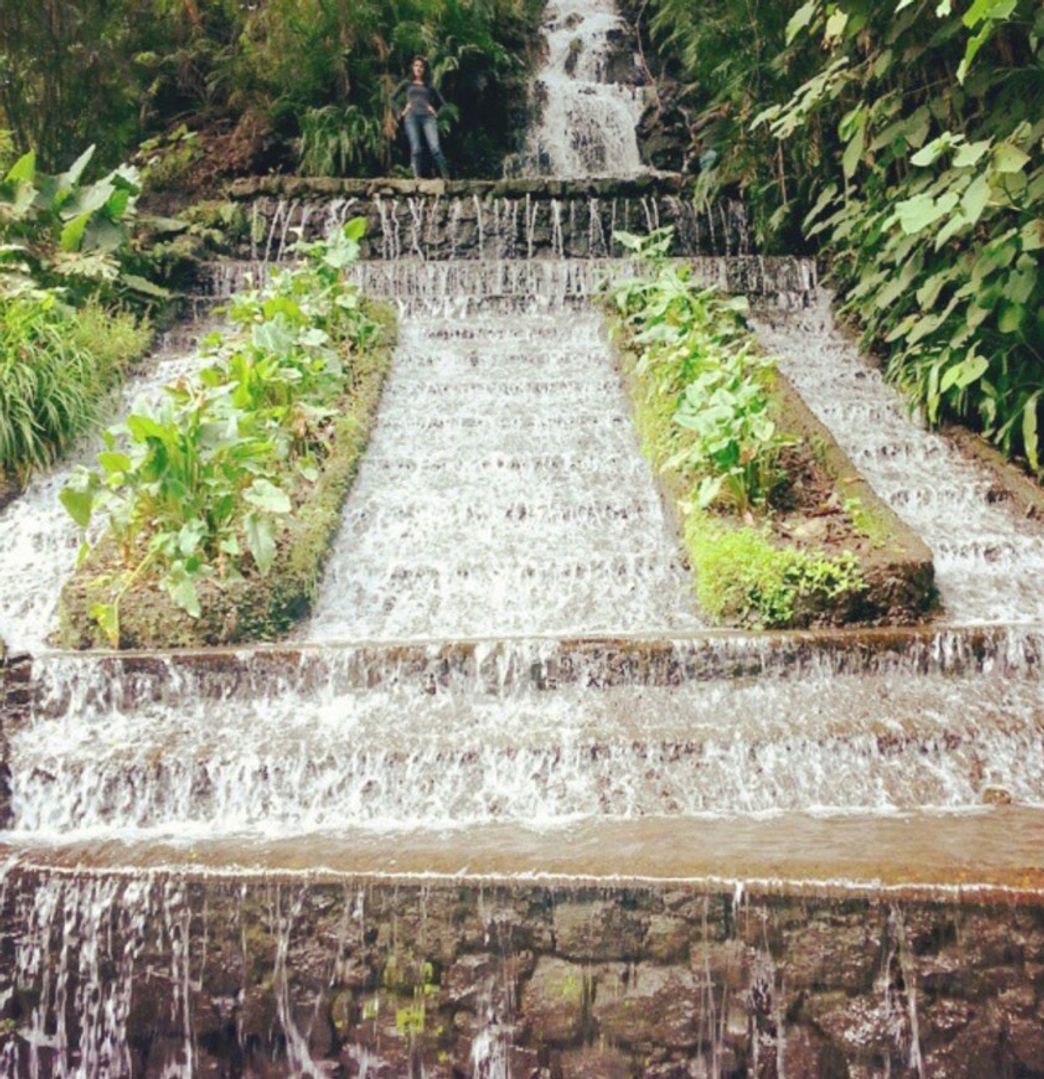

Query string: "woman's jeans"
[[404, 113, 450, 179]]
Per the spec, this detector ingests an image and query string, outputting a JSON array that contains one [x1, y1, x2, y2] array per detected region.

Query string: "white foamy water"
[[8, 643, 1043, 836], [517, 0, 647, 177], [305, 309, 700, 641], [754, 295, 1044, 625], [0, 325, 217, 654]]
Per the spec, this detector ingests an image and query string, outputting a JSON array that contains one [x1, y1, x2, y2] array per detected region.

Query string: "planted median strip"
[[607, 230, 934, 629], [56, 221, 394, 649]]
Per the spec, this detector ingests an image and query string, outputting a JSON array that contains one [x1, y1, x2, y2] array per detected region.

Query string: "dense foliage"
[[610, 229, 789, 515], [645, 0, 1042, 471], [0, 145, 156, 483], [0, 294, 148, 481], [62, 220, 382, 643], [0, 0, 544, 182], [608, 230, 866, 628], [0, 145, 164, 302]]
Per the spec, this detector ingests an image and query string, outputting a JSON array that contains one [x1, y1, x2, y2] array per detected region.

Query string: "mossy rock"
[[54, 307, 395, 650]]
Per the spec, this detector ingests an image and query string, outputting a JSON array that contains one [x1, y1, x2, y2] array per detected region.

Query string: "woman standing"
[[390, 57, 451, 179]]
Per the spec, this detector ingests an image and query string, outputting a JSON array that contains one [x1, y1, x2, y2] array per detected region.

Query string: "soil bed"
[[611, 318, 935, 629]]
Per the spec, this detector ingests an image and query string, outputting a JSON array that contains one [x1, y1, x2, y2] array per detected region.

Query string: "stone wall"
[[228, 177, 752, 262], [0, 646, 27, 827], [1, 871, 1041, 1076]]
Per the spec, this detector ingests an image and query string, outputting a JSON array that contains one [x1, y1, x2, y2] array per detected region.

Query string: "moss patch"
[[55, 305, 395, 649]]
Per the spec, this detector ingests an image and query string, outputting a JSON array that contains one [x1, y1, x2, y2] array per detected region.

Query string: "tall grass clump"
[[0, 293, 147, 479]]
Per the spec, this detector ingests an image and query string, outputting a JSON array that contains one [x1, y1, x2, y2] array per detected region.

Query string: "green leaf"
[[59, 485, 94, 528], [824, 9, 848, 41], [122, 273, 174, 299], [98, 451, 132, 475], [168, 572, 201, 618], [59, 211, 92, 253], [910, 134, 954, 167], [127, 413, 171, 443], [244, 512, 277, 575], [941, 354, 988, 392], [963, 0, 1017, 28], [993, 142, 1031, 174], [696, 475, 724, 509], [895, 191, 958, 235], [343, 216, 367, 242], [90, 603, 120, 647], [1020, 218, 1044, 252], [244, 478, 291, 514], [842, 126, 865, 179], [952, 139, 991, 168], [1024, 395, 1040, 473], [961, 173, 991, 225], [997, 301, 1023, 333], [6, 150, 35, 184], [59, 145, 95, 190], [786, 1, 818, 44]]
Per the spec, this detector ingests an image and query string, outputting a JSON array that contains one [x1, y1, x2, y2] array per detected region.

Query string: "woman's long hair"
[[411, 55, 432, 85]]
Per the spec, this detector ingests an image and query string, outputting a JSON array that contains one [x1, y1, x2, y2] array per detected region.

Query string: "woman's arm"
[[427, 83, 446, 113]]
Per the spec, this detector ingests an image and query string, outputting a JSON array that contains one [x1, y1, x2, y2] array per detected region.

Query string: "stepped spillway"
[[755, 297, 1044, 625], [305, 309, 699, 641]]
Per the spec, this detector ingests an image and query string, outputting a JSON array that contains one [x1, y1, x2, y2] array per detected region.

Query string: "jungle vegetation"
[[643, 0, 1042, 470], [0, 0, 545, 182]]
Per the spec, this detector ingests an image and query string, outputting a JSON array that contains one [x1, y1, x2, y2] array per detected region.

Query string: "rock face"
[[0, 648, 28, 827], [1, 871, 1042, 1077], [228, 176, 752, 261]]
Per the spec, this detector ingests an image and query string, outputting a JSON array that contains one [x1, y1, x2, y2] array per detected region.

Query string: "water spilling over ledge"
[[228, 176, 752, 262], [3, 625, 1042, 836], [1, 863, 1042, 1076]]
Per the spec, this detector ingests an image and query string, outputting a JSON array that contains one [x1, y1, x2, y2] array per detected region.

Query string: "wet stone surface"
[[1, 873, 1042, 1077]]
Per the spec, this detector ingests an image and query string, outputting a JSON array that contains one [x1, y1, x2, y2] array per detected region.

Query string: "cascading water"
[[0, 318, 217, 654], [754, 295, 1044, 625], [514, 0, 648, 177], [305, 309, 699, 641]]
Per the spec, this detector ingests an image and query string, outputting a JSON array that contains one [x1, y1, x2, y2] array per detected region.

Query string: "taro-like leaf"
[[59, 484, 94, 528], [343, 216, 367, 242], [244, 511, 276, 576], [244, 478, 292, 514]]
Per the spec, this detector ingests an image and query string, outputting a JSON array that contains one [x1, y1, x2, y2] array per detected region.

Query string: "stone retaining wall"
[[1, 872, 1041, 1076], [0, 647, 27, 827], [228, 176, 752, 261]]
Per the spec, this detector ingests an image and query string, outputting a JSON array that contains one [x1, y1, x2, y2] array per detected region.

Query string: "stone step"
[[7, 645, 1042, 834], [5, 806, 1043, 898]]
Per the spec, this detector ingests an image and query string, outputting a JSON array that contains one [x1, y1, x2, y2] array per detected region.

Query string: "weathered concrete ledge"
[[232, 176, 751, 260], [2, 858, 1042, 1075], [229, 173, 693, 201], [6, 807, 1044, 897]]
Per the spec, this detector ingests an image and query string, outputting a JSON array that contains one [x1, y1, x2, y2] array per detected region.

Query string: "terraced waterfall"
[[1, 1, 1043, 1075]]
